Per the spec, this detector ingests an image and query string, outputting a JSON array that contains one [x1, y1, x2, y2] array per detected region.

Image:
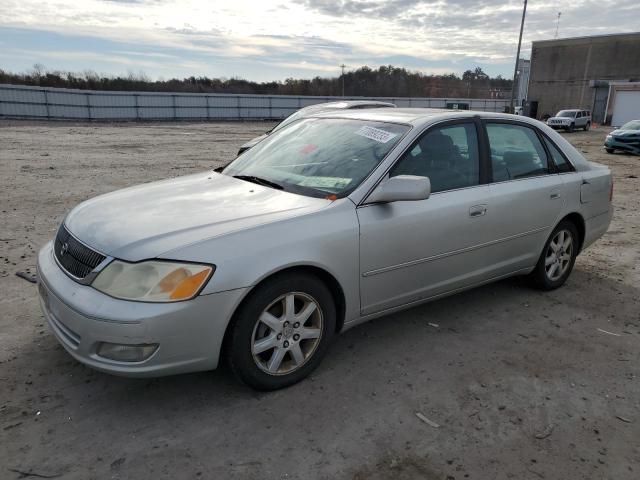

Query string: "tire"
[[226, 272, 336, 390], [584, 122, 590, 131], [567, 123, 574, 133], [531, 220, 579, 290], [605, 148, 615, 154]]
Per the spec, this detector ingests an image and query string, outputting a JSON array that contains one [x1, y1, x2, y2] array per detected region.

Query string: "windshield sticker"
[[355, 126, 398, 144], [299, 176, 352, 189]]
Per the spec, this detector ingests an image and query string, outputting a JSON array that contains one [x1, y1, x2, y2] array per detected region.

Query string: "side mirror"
[[365, 175, 431, 204]]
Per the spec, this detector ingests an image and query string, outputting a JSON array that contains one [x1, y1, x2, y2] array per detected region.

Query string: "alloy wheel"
[[251, 292, 323, 375], [545, 229, 573, 281]]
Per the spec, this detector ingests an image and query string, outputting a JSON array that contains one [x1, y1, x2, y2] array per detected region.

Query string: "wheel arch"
[[559, 212, 586, 252], [220, 264, 347, 361]]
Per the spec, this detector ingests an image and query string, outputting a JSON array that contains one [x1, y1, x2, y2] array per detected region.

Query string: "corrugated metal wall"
[[0, 84, 510, 121]]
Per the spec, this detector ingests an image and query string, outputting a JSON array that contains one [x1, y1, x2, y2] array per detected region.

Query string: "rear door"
[[484, 121, 565, 272]]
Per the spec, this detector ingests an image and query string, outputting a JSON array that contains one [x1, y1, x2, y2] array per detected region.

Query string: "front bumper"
[[37, 241, 248, 377], [604, 137, 640, 155]]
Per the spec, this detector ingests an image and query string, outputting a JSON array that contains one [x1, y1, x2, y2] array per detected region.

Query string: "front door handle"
[[550, 191, 561, 199], [469, 204, 487, 217]]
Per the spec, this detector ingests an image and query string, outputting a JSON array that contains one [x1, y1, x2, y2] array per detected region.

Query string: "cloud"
[[0, 0, 638, 81], [301, 0, 428, 17]]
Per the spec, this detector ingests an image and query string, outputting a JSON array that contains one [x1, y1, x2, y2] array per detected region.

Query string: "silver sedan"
[[37, 108, 613, 390]]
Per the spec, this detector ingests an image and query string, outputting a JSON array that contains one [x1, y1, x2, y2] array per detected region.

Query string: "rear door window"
[[486, 123, 550, 181]]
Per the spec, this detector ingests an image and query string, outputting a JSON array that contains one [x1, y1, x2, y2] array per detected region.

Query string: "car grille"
[[54, 225, 106, 279]]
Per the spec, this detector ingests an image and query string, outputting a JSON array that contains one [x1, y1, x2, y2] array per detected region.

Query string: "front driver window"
[[390, 123, 480, 193]]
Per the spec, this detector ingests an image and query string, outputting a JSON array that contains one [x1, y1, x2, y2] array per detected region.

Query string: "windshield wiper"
[[232, 175, 284, 190]]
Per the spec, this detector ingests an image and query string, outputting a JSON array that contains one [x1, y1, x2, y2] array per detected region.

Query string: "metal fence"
[[0, 83, 510, 121]]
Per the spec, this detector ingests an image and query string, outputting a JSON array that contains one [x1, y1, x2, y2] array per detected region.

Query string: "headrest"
[[421, 134, 454, 165], [503, 150, 535, 177], [503, 150, 533, 167]]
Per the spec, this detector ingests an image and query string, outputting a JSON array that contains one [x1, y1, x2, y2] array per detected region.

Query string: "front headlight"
[[92, 260, 214, 302]]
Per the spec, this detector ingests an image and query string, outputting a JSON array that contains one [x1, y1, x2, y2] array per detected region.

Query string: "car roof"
[[309, 107, 542, 128], [343, 100, 396, 108], [300, 100, 395, 112]]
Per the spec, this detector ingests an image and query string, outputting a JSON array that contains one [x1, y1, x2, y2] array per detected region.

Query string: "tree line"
[[0, 64, 512, 98]]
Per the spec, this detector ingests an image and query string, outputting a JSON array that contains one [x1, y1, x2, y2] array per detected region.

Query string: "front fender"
[[160, 199, 361, 324]]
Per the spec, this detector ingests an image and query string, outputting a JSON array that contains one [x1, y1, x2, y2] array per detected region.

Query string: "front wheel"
[[567, 123, 575, 133], [531, 221, 579, 290], [226, 273, 336, 390], [605, 148, 615, 154]]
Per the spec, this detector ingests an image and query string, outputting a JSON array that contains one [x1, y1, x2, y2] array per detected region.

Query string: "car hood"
[[64, 172, 331, 261], [610, 129, 640, 137]]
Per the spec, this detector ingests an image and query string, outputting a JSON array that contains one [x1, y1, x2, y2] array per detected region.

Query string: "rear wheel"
[[605, 148, 615, 154], [226, 273, 336, 390], [531, 221, 579, 290], [584, 122, 591, 131]]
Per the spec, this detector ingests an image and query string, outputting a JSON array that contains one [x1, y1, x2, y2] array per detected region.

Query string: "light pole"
[[509, 0, 527, 113], [340, 64, 346, 97]]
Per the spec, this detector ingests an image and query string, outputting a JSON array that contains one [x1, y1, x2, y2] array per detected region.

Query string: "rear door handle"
[[469, 204, 487, 217], [550, 191, 561, 199]]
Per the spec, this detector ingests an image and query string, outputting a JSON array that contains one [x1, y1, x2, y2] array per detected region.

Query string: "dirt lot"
[[1, 120, 638, 480]]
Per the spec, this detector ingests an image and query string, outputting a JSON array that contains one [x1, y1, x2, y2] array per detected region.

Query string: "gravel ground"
[[0, 120, 638, 480]]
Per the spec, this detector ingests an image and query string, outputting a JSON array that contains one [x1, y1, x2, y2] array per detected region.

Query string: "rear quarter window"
[[544, 137, 574, 173]]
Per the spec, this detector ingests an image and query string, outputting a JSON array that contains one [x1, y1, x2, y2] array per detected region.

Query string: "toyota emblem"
[[60, 242, 69, 256]]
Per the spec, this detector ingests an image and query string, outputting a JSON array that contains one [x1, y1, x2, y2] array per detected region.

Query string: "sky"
[[0, 0, 638, 82]]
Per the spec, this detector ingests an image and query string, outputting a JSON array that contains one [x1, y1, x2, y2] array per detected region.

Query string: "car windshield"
[[224, 118, 410, 198], [556, 111, 577, 118], [621, 120, 640, 130]]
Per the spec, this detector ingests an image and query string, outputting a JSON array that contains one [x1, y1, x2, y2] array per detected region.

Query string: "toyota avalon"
[[37, 109, 613, 390]]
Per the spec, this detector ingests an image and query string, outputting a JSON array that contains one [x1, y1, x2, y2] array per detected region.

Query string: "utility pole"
[[340, 64, 346, 97], [509, 0, 527, 113], [555, 12, 562, 38]]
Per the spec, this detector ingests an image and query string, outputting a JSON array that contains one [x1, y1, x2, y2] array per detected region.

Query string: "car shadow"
[[4, 265, 639, 480]]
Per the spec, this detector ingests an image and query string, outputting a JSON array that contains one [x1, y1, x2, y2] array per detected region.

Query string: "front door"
[[357, 121, 496, 316]]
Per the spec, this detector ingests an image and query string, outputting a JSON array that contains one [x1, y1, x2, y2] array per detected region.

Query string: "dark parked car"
[[605, 120, 640, 155]]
